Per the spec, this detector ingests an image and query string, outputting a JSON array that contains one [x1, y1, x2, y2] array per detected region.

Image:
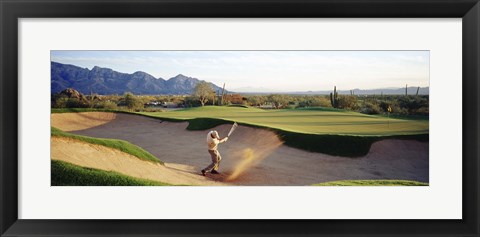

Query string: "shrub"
[[392, 105, 409, 115], [52, 96, 68, 108], [360, 102, 382, 114], [247, 95, 266, 106], [94, 100, 118, 110], [336, 95, 358, 110], [379, 101, 392, 112], [183, 96, 201, 107], [65, 98, 89, 108], [297, 96, 332, 108], [119, 92, 144, 110]]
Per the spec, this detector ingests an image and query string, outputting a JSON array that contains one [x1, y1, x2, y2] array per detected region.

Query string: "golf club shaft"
[[228, 122, 237, 137]]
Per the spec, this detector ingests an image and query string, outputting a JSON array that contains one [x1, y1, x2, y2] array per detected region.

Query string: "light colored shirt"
[[207, 131, 226, 150]]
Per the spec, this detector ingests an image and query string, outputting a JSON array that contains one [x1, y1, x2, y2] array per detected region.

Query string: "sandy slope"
[[51, 136, 223, 186], [51, 112, 429, 185], [51, 112, 117, 131]]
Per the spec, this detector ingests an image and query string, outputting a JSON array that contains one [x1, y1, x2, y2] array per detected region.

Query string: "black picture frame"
[[1, 0, 479, 236]]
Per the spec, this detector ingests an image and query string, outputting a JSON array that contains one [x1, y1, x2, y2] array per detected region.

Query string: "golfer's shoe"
[[201, 170, 206, 176], [211, 170, 220, 174]]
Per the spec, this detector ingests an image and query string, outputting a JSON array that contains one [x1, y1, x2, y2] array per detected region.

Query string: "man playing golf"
[[201, 130, 228, 176]]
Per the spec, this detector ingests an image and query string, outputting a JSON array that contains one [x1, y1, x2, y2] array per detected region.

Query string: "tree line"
[[51, 82, 429, 116]]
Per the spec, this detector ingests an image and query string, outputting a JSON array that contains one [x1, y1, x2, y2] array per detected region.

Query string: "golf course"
[[51, 106, 429, 186], [139, 106, 428, 136]]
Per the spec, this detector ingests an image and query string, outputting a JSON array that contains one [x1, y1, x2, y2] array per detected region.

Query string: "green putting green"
[[140, 106, 428, 136]]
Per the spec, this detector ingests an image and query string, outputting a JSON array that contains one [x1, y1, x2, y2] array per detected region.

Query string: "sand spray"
[[226, 129, 283, 181]]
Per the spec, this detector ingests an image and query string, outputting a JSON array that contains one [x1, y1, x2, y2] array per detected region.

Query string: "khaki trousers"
[[204, 149, 222, 172]]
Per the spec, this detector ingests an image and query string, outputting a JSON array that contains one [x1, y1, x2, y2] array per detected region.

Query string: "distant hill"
[[51, 62, 224, 95], [288, 87, 429, 95], [232, 86, 277, 93], [237, 87, 429, 95]]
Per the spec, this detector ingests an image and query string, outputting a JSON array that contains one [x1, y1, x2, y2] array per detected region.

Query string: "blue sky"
[[51, 51, 429, 92]]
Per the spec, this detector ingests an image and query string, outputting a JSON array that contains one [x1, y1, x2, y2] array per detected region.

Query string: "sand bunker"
[[51, 112, 429, 185], [51, 112, 117, 132], [51, 136, 222, 186]]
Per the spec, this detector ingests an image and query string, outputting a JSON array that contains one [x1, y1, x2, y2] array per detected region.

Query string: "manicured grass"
[[51, 160, 169, 186], [313, 180, 429, 186], [139, 106, 428, 136], [51, 127, 163, 164], [277, 131, 428, 157], [163, 115, 427, 156], [52, 106, 428, 157], [377, 113, 429, 121], [139, 106, 428, 157], [186, 117, 231, 130], [293, 107, 347, 112]]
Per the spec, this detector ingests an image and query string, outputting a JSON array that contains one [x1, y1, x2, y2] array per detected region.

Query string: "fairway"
[[51, 112, 429, 185], [140, 106, 428, 136]]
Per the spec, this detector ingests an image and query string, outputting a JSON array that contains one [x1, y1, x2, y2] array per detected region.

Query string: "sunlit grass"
[[139, 106, 428, 136], [52, 160, 170, 186], [51, 127, 163, 164]]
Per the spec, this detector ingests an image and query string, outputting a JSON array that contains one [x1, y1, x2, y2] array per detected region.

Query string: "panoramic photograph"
[[50, 50, 429, 186]]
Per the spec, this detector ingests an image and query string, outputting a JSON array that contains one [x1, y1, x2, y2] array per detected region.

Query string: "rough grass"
[[313, 180, 429, 186], [51, 160, 169, 186], [51, 127, 163, 164]]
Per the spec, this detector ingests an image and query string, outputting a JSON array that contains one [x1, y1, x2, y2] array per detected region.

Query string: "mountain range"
[[284, 87, 429, 95], [51, 62, 225, 95], [52, 61, 429, 96]]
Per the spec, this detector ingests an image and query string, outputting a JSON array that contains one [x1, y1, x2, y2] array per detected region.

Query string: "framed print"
[[1, 0, 479, 236]]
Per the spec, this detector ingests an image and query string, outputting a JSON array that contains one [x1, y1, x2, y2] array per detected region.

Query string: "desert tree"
[[336, 95, 359, 110], [193, 81, 214, 106], [122, 92, 143, 110], [246, 95, 266, 107], [267, 94, 290, 109]]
